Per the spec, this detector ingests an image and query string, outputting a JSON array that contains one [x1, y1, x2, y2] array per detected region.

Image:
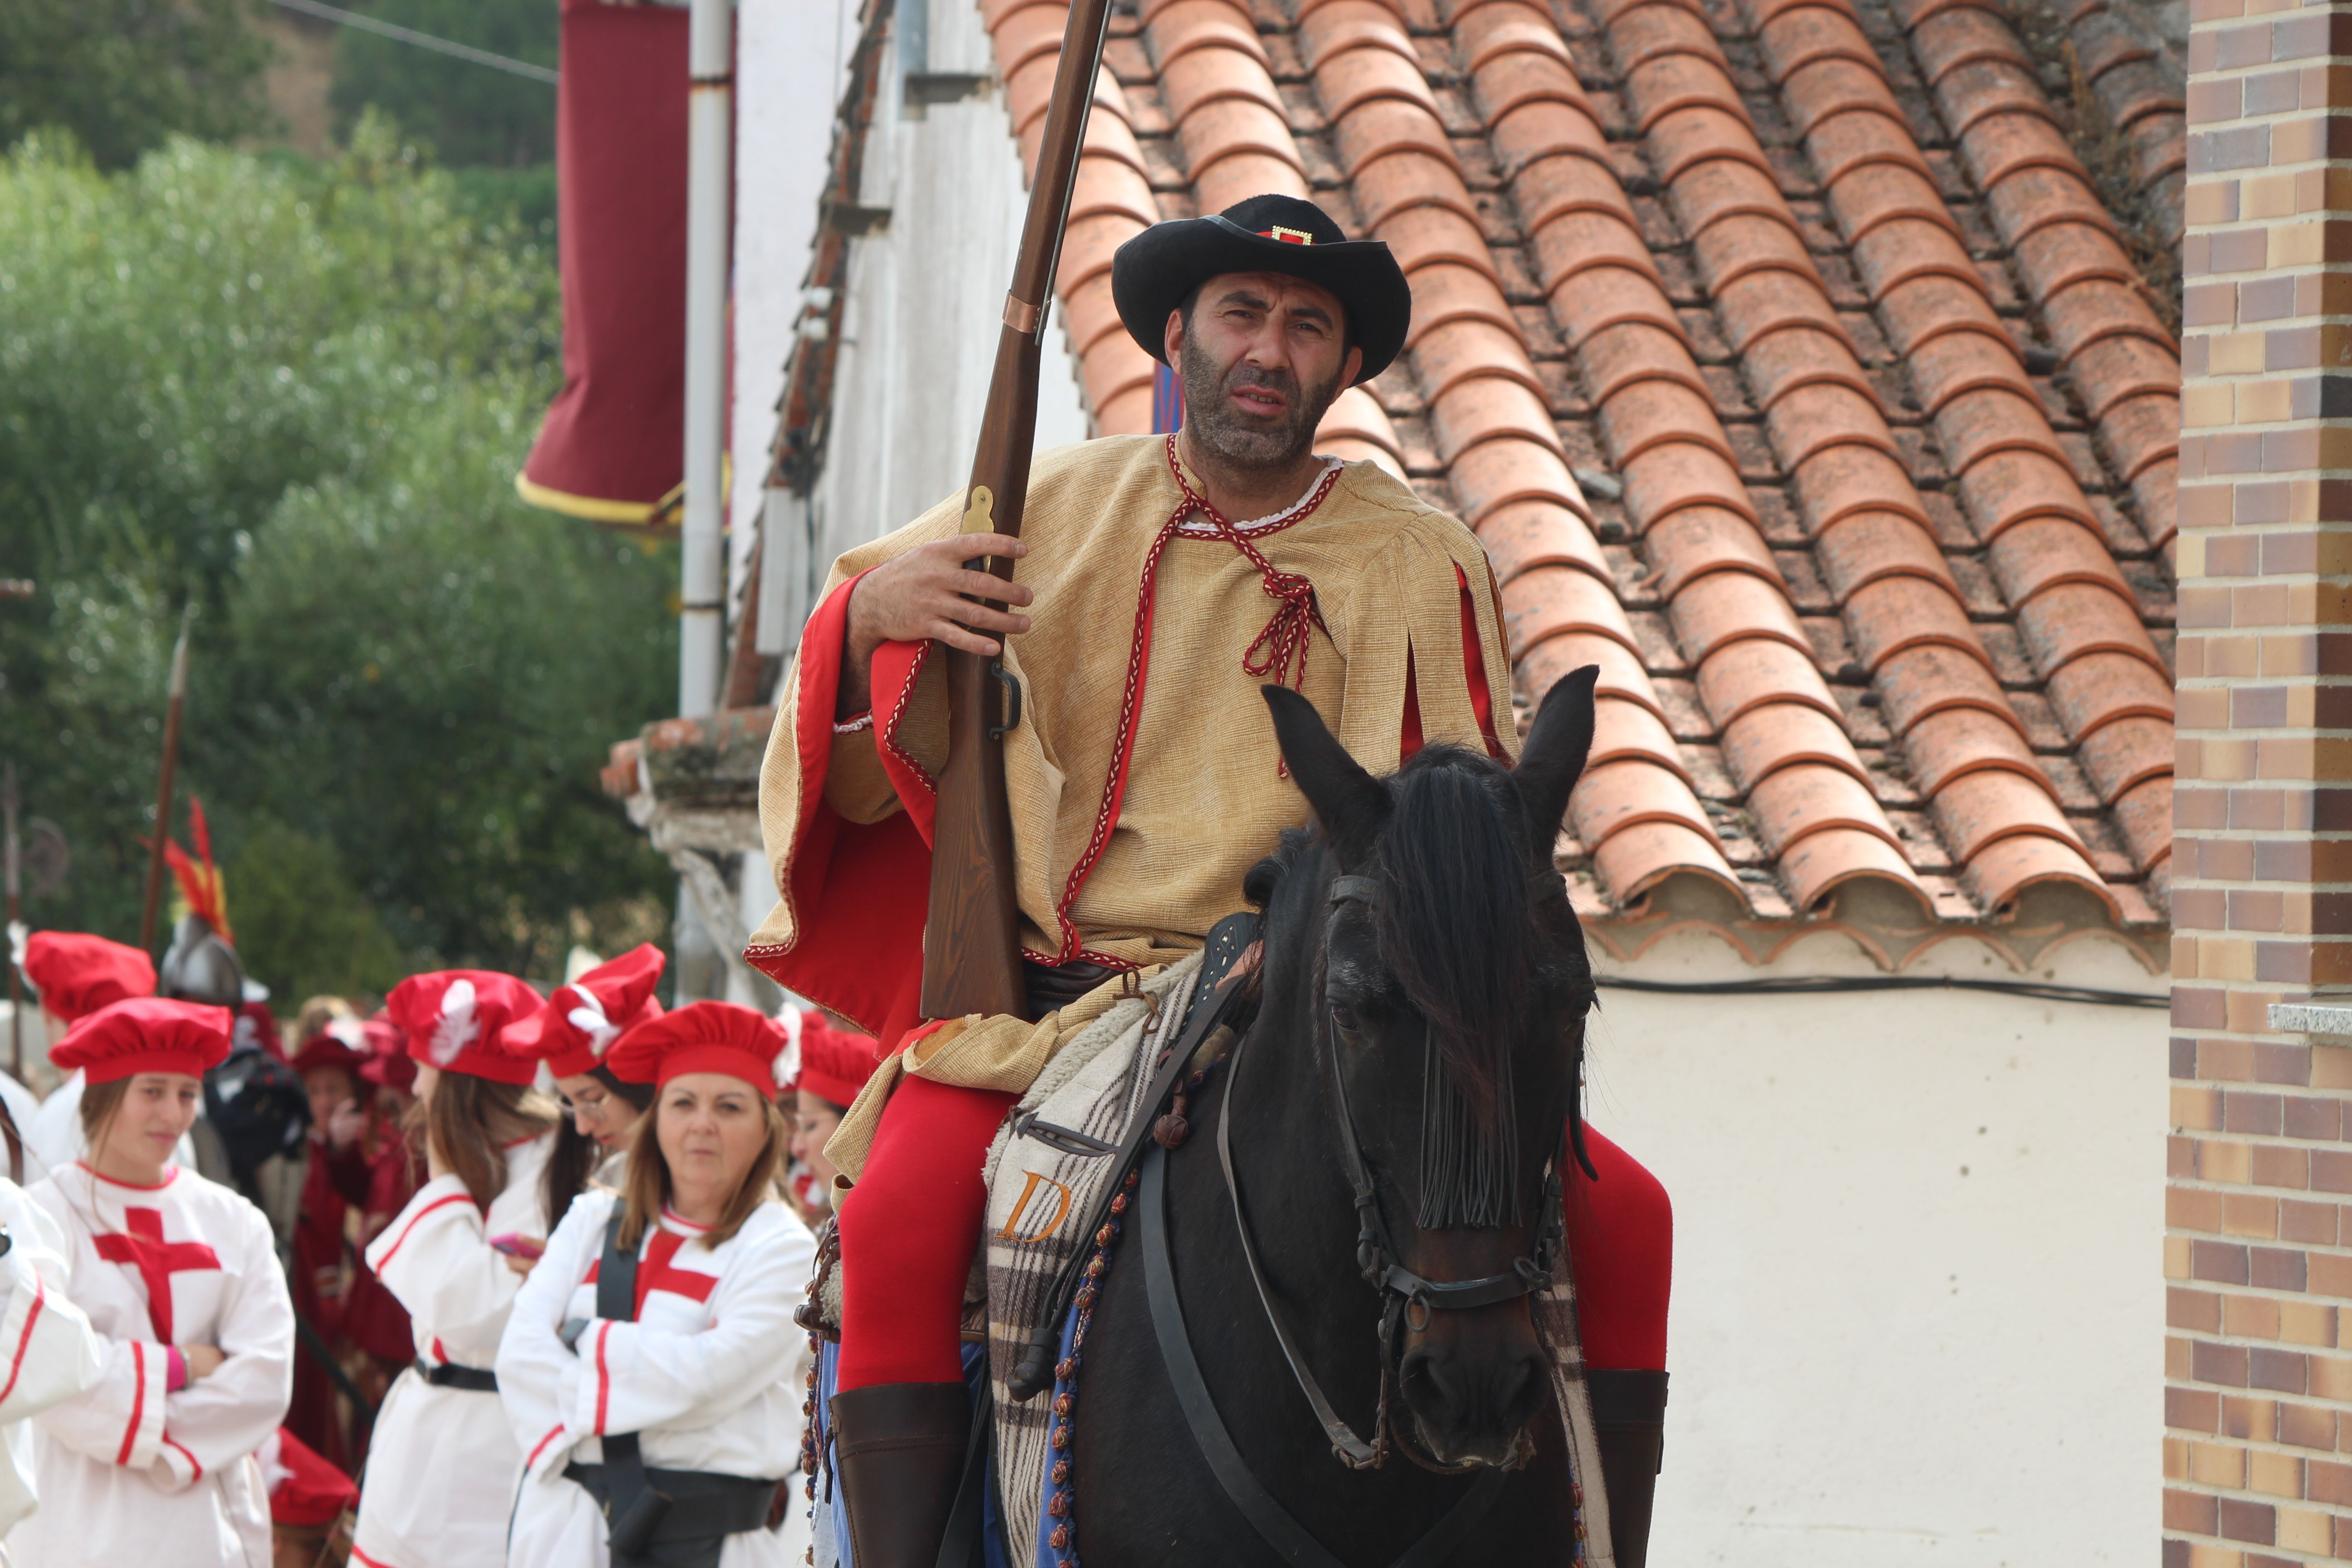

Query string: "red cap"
[[355, 1014, 414, 1091], [383, 971, 544, 1085], [796, 1011, 880, 1109], [23, 933, 157, 1024], [503, 944, 666, 1080], [606, 1001, 790, 1095], [262, 1426, 358, 1527], [289, 1016, 372, 1077], [51, 998, 232, 1084]]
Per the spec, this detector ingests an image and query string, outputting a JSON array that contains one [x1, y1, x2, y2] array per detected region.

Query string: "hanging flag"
[[516, 0, 692, 525]]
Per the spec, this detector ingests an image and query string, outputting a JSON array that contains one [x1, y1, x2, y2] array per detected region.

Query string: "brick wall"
[[2175, 1, 2352, 1559]]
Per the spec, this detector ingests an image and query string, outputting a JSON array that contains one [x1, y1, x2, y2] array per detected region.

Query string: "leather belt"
[[562, 1461, 777, 1568], [413, 1359, 498, 1393]]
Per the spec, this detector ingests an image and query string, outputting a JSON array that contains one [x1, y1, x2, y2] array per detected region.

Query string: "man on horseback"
[[750, 193, 1667, 1567]]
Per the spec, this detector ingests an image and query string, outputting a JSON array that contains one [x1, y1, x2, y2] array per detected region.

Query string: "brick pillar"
[[2174, 5, 2352, 1559]]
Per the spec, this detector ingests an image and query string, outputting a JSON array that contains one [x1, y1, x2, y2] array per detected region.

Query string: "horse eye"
[[1329, 1003, 1365, 1041]]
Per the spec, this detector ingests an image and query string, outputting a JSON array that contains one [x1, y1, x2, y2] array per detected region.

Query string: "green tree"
[[0, 124, 676, 986], [226, 819, 407, 1003], [0, 0, 272, 170], [330, 0, 559, 168]]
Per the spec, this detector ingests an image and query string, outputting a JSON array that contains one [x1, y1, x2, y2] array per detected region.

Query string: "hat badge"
[[430, 978, 480, 1066], [564, 985, 621, 1056], [1259, 225, 1314, 245]]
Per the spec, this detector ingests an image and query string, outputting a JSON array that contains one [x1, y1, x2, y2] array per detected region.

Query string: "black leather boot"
[[1587, 1368, 1668, 1568], [829, 1381, 971, 1568]]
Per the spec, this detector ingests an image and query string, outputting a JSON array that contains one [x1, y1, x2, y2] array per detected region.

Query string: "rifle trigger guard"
[[989, 661, 1023, 740]]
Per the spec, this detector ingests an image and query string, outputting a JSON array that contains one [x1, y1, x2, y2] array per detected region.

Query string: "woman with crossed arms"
[[12, 999, 294, 1568], [497, 1001, 817, 1568]]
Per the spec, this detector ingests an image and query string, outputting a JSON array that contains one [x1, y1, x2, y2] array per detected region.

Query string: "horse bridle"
[[1213, 870, 1568, 1474]]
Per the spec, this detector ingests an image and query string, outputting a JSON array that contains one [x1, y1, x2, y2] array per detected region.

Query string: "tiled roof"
[[974, 0, 2177, 940]]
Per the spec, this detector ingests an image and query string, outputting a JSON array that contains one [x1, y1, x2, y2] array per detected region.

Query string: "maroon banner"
[[518, 0, 690, 524]]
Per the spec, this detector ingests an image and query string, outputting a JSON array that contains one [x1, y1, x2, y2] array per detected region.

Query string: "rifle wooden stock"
[[920, 0, 1113, 1023]]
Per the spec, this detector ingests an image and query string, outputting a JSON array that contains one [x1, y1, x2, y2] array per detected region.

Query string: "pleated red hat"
[[605, 1001, 790, 1095], [502, 943, 666, 1079], [23, 932, 157, 1024], [383, 970, 545, 1085], [51, 998, 232, 1084], [289, 1016, 372, 1077], [795, 1011, 879, 1110]]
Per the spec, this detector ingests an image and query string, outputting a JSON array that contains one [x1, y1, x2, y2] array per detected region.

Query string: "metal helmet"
[[159, 913, 246, 1008]]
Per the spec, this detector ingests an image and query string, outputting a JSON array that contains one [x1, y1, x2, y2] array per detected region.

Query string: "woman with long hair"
[[497, 1001, 817, 1568], [501, 946, 665, 1226], [15, 999, 296, 1568], [349, 971, 558, 1568]]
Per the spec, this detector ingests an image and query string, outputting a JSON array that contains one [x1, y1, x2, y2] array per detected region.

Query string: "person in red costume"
[[261, 1423, 360, 1568], [285, 1012, 376, 1465], [746, 194, 1673, 1566], [335, 1022, 419, 1418], [783, 1010, 876, 1222]]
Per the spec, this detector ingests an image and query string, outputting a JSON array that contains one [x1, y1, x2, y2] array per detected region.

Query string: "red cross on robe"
[[93, 1207, 221, 1343], [585, 1227, 717, 1318]]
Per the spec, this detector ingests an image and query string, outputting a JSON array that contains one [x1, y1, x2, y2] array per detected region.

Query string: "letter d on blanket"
[[997, 1171, 1074, 1244]]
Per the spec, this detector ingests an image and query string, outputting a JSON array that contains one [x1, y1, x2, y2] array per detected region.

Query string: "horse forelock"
[[1371, 746, 1542, 1125]]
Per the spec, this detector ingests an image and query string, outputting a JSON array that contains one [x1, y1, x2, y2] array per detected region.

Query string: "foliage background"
[[0, 7, 676, 1005]]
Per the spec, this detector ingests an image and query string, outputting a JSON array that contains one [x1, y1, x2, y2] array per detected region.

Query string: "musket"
[[137, 606, 196, 953], [3, 762, 18, 1084], [919, 0, 1113, 1023]]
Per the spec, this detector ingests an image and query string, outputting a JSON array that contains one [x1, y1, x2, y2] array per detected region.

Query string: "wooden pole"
[[138, 607, 195, 954]]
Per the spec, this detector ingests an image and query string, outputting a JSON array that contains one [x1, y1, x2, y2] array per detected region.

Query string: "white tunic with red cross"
[[495, 1187, 816, 1568], [351, 1134, 554, 1568], [10, 1162, 294, 1568]]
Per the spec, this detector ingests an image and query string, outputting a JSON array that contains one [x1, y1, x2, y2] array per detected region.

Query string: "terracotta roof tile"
[[1959, 833, 2116, 916], [1571, 757, 1724, 848], [1578, 322, 1711, 402], [1791, 445, 1930, 531], [1777, 826, 1926, 908], [1813, 510, 1955, 600], [1600, 380, 1737, 466], [1985, 516, 2133, 605], [2014, 582, 2166, 679], [1620, 442, 1760, 529], [1720, 702, 1869, 790], [1472, 498, 1611, 584], [2075, 713, 2171, 805], [1010, 0, 2172, 936], [1669, 571, 1815, 664], [1749, 764, 1909, 857], [1592, 818, 1744, 903], [1646, 505, 1787, 596], [1842, 575, 1987, 671], [1504, 562, 1643, 660], [1902, 706, 2047, 795], [1591, 696, 1694, 779], [1692, 636, 1841, 725]]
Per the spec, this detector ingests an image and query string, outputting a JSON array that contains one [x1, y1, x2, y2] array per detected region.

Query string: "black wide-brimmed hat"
[[1111, 194, 1411, 384]]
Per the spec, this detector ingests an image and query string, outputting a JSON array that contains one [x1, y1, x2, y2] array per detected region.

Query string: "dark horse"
[[1069, 667, 1637, 1566]]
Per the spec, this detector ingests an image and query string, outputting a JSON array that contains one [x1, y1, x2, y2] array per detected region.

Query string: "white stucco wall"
[[1585, 928, 2167, 1567], [808, 0, 1090, 577], [733, 0, 854, 597]]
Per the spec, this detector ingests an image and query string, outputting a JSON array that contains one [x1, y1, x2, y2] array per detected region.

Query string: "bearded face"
[[1173, 272, 1358, 473]]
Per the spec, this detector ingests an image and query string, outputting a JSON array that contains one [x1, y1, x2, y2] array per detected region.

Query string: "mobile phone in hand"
[[488, 1232, 545, 1260]]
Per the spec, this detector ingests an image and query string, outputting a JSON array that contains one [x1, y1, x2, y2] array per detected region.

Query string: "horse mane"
[[1250, 745, 1547, 1229]]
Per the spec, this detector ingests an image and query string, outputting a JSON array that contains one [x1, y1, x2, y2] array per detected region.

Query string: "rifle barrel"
[[919, 0, 1115, 1023]]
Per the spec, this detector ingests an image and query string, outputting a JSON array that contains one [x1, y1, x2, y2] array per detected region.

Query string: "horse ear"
[[1513, 666, 1599, 862], [1261, 685, 1389, 868]]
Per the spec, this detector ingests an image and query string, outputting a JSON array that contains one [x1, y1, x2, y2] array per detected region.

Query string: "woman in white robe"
[[498, 1000, 816, 1568], [11, 999, 294, 1568], [0, 1174, 104, 1557], [349, 970, 559, 1568], [502, 945, 665, 1219]]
